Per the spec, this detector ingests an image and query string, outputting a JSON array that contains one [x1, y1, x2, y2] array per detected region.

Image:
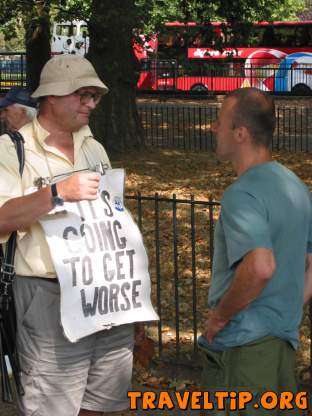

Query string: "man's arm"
[[202, 247, 276, 343], [304, 253, 312, 304], [0, 171, 100, 238]]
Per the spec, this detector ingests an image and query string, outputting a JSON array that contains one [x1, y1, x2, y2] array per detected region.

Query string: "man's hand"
[[201, 248, 275, 344], [0, 171, 101, 237], [57, 171, 100, 202], [202, 309, 229, 344]]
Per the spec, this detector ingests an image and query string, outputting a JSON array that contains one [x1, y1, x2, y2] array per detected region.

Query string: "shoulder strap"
[[1, 131, 25, 286], [5, 131, 25, 176]]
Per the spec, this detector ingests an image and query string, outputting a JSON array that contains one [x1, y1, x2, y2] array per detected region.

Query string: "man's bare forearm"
[[214, 248, 276, 321], [0, 171, 101, 238], [203, 248, 276, 343], [0, 186, 53, 236]]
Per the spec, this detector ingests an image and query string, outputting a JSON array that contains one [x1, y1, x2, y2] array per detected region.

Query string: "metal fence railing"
[[137, 103, 312, 152], [1, 52, 312, 95], [140, 59, 312, 95], [138, 103, 216, 152], [1, 103, 311, 153], [125, 192, 219, 364], [0, 52, 27, 92]]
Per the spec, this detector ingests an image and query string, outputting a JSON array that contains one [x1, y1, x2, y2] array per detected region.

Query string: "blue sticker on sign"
[[114, 196, 124, 212]]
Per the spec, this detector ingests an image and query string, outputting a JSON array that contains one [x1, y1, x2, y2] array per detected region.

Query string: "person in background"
[[198, 87, 312, 415], [0, 87, 37, 131]]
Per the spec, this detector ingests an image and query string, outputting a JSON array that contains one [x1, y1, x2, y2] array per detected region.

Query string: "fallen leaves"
[[134, 337, 155, 368]]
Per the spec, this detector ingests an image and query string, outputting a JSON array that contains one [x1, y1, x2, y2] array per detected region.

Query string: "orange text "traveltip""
[[127, 391, 308, 411]]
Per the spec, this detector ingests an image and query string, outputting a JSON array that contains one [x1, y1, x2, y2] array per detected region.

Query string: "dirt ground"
[[137, 93, 312, 107], [0, 96, 312, 416]]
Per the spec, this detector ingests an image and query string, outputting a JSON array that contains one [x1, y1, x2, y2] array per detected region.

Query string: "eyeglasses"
[[74, 91, 103, 105]]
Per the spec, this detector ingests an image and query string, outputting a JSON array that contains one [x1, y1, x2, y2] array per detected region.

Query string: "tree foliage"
[[0, 0, 307, 153], [0, 0, 306, 48], [135, 0, 306, 31]]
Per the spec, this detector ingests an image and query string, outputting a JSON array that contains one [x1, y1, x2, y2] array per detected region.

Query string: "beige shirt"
[[0, 117, 111, 278]]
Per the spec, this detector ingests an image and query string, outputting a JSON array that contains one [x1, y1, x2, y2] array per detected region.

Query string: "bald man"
[[199, 88, 312, 415]]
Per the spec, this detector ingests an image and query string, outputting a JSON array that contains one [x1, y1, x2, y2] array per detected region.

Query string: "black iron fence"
[[138, 103, 312, 152], [142, 59, 312, 95], [0, 52, 26, 92], [1, 52, 312, 95], [1, 101, 311, 153], [125, 192, 220, 364]]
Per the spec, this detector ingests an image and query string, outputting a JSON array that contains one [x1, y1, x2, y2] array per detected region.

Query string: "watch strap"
[[51, 183, 58, 198], [51, 183, 64, 207]]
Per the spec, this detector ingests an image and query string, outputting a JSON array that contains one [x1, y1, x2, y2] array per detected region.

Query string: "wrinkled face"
[[50, 87, 103, 131], [0, 104, 25, 131], [211, 97, 237, 161]]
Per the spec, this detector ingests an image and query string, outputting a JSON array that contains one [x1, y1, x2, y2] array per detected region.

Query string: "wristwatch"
[[51, 183, 64, 207]]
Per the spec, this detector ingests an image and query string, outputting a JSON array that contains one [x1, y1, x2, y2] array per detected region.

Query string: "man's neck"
[[37, 113, 73, 138], [37, 113, 75, 162], [232, 147, 273, 177]]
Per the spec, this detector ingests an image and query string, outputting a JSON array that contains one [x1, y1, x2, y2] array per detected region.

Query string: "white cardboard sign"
[[40, 169, 159, 342]]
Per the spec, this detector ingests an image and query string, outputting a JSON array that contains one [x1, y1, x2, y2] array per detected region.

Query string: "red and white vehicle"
[[51, 20, 312, 94], [51, 20, 89, 56], [139, 21, 312, 93]]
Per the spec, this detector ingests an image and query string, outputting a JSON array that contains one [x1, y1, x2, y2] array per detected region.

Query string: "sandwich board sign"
[[40, 169, 158, 342]]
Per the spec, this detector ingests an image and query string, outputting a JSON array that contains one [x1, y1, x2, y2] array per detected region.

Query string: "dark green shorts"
[[199, 336, 306, 415]]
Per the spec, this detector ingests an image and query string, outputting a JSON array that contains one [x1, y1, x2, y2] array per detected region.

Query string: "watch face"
[[52, 195, 64, 207]]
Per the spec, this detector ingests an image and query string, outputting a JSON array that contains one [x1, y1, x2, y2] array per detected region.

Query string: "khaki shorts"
[[199, 336, 302, 416], [13, 275, 134, 415]]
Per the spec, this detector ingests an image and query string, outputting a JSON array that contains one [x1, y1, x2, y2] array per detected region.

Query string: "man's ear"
[[46, 95, 57, 105], [234, 126, 247, 144]]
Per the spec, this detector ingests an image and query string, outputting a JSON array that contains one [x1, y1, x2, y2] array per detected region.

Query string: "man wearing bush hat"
[[0, 87, 37, 131], [0, 55, 134, 416]]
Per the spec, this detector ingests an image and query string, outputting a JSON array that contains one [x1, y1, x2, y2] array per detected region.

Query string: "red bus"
[[51, 21, 312, 94], [136, 21, 312, 94]]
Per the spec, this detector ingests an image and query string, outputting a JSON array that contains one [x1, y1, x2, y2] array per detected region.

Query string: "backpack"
[[0, 130, 25, 402]]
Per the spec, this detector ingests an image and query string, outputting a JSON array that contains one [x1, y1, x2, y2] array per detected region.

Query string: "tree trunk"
[[87, 0, 144, 156], [25, 0, 51, 92]]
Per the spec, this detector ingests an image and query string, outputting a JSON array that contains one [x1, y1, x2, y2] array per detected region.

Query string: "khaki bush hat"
[[31, 54, 108, 98]]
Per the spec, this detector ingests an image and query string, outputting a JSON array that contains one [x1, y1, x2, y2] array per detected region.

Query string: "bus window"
[[295, 25, 312, 46], [189, 26, 225, 48], [80, 25, 89, 38], [250, 25, 299, 48], [259, 26, 276, 47], [158, 33, 174, 58], [55, 24, 77, 37], [275, 26, 297, 47]]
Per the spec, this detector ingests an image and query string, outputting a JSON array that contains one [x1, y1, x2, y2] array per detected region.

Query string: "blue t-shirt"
[[199, 161, 312, 351]]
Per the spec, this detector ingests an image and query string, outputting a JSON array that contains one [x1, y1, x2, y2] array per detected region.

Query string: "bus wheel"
[[291, 84, 311, 96], [191, 83, 208, 92]]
